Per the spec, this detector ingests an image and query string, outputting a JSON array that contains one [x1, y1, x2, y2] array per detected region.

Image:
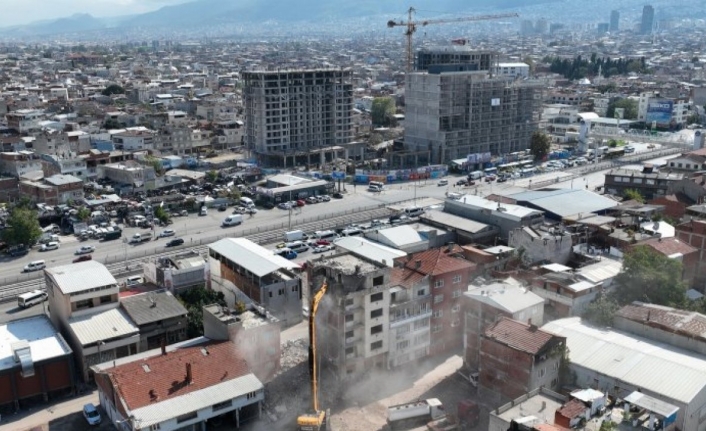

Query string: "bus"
[[484, 167, 498, 176], [519, 160, 535, 169], [18, 290, 48, 308], [368, 181, 385, 190], [604, 148, 625, 159]]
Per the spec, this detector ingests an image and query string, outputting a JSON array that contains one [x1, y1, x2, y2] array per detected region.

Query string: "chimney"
[[160, 338, 166, 356], [447, 242, 455, 252], [415, 260, 422, 269], [186, 363, 193, 385]]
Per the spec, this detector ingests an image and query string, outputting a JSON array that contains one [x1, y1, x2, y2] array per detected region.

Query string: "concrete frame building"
[[242, 69, 354, 167], [415, 46, 496, 72], [404, 68, 541, 164]]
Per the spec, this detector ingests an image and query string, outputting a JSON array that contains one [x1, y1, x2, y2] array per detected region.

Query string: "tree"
[[206, 170, 219, 183], [371, 97, 395, 127], [582, 294, 619, 326], [623, 189, 644, 203], [103, 118, 121, 130], [76, 207, 91, 222], [529, 131, 551, 160], [613, 246, 687, 307], [154, 205, 170, 224], [606, 98, 638, 120], [2, 207, 42, 246], [178, 287, 226, 338], [101, 84, 125, 96]]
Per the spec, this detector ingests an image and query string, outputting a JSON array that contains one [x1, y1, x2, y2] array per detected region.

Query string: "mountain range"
[[0, 0, 554, 37]]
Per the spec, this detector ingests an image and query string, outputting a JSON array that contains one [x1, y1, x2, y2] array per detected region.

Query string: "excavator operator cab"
[[296, 410, 327, 431]]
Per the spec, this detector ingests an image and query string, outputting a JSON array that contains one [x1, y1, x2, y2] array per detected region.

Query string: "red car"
[[296, 199, 306, 207], [73, 254, 92, 263]]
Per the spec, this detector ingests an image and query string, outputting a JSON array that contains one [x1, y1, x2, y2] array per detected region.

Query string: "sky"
[[0, 0, 192, 27]]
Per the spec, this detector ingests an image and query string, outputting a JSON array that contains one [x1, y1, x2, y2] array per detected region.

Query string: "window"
[[397, 324, 410, 334], [433, 310, 443, 319], [434, 279, 444, 289], [432, 324, 442, 333], [176, 411, 198, 423], [452, 304, 460, 313], [396, 340, 409, 350], [345, 314, 353, 322], [345, 330, 354, 339], [451, 319, 460, 327], [370, 308, 383, 319], [414, 318, 429, 330], [344, 297, 354, 306], [345, 347, 355, 355], [538, 368, 546, 378], [370, 292, 383, 303], [373, 275, 384, 286], [434, 294, 444, 304], [551, 378, 558, 387], [246, 391, 258, 399], [99, 295, 112, 304], [371, 324, 383, 335], [452, 275, 462, 284], [371, 340, 383, 350], [452, 290, 461, 299], [149, 425, 161, 431], [212, 400, 232, 412], [417, 288, 426, 297]]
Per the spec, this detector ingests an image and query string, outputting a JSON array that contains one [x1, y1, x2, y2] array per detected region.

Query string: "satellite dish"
[[653, 222, 660, 231]]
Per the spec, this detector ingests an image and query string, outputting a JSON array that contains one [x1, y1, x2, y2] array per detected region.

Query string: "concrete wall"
[[614, 316, 706, 357], [508, 228, 573, 265]]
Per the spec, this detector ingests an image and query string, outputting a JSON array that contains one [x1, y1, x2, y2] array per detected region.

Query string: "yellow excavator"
[[296, 280, 330, 431]]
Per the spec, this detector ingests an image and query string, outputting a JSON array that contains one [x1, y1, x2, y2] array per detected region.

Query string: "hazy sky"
[[0, 0, 192, 27]]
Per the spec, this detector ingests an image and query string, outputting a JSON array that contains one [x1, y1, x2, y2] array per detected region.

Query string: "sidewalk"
[[2, 390, 99, 431]]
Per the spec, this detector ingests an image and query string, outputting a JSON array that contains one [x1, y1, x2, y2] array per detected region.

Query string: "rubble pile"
[[262, 338, 310, 423], [279, 338, 308, 371]]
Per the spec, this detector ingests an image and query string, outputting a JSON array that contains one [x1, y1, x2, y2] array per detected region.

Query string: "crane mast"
[[387, 7, 519, 73]]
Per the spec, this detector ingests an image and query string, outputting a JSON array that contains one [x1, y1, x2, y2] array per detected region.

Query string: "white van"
[[125, 276, 143, 287], [284, 230, 308, 242], [286, 241, 309, 253], [239, 197, 255, 208], [199, 206, 208, 216], [314, 230, 339, 241], [468, 171, 484, 180], [404, 206, 425, 217], [222, 214, 243, 227], [24, 260, 46, 272]]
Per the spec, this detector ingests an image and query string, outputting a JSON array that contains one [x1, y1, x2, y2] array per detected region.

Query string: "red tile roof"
[[390, 266, 427, 289], [106, 341, 251, 410], [641, 237, 698, 257], [401, 247, 476, 276], [616, 302, 706, 341], [556, 398, 587, 419], [483, 317, 563, 355]]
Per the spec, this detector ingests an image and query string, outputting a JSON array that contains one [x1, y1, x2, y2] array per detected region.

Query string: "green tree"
[[529, 131, 551, 160], [2, 207, 42, 246], [606, 98, 638, 120], [613, 246, 687, 306], [103, 118, 121, 130], [371, 97, 395, 127], [600, 420, 618, 431], [178, 287, 226, 338], [76, 207, 91, 222], [154, 205, 170, 224], [206, 170, 219, 183], [623, 188, 644, 203], [101, 84, 125, 96], [582, 294, 619, 326]]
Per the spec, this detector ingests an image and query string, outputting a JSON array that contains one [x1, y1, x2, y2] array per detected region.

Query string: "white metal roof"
[[465, 283, 545, 314], [130, 374, 263, 428], [456, 195, 543, 220], [543, 317, 706, 404], [209, 238, 300, 277], [334, 236, 406, 267], [46, 260, 117, 294], [377, 225, 424, 246], [575, 259, 622, 284], [68, 308, 139, 346], [0, 316, 71, 371], [541, 263, 572, 273]]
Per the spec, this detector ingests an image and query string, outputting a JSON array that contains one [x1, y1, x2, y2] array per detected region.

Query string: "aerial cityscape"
[[1, 0, 706, 431]]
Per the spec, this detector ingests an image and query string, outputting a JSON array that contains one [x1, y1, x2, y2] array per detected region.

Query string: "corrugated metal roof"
[[0, 315, 71, 372], [130, 375, 263, 428], [466, 283, 545, 314], [456, 195, 543, 219], [120, 290, 188, 326], [46, 260, 117, 294], [334, 236, 406, 267], [209, 238, 299, 277], [509, 189, 618, 218], [68, 308, 139, 346], [575, 259, 622, 284], [420, 210, 492, 234], [543, 317, 706, 403], [378, 225, 424, 246]]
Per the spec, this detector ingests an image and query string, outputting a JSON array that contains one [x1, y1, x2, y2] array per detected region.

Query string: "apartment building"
[[111, 130, 156, 151], [142, 251, 210, 294], [415, 46, 496, 72], [308, 253, 392, 379], [0, 151, 43, 178], [40, 155, 88, 178], [604, 168, 685, 200], [637, 92, 690, 127], [119, 290, 188, 352], [242, 69, 354, 167], [494, 63, 530, 79], [19, 174, 84, 205], [5, 109, 45, 133], [404, 68, 541, 164]]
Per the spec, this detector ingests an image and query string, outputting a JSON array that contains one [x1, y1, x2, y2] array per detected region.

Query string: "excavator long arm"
[[308, 280, 328, 414]]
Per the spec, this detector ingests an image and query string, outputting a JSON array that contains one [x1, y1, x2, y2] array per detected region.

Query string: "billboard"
[[646, 99, 673, 125]]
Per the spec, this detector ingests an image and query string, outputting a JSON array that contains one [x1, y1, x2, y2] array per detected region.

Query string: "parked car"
[[158, 229, 176, 238], [180, 210, 189, 216], [437, 179, 448, 187], [332, 192, 344, 199], [73, 255, 93, 263], [319, 195, 331, 202], [456, 179, 468, 186], [625, 146, 635, 153], [244, 207, 258, 215], [218, 204, 227, 212], [306, 196, 318, 204], [165, 238, 185, 247], [75, 245, 95, 255], [278, 202, 293, 210], [275, 248, 297, 260], [313, 244, 334, 253], [296, 199, 306, 207], [83, 403, 102, 426], [41, 242, 60, 251], [484, 175, 496, 182]]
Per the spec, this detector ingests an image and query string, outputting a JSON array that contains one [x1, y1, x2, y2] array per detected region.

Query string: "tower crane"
[[387, 7, 520, 73]]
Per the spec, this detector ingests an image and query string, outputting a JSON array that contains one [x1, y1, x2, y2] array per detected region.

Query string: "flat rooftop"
[[318, 252, 379, 275], [0, 315, 72, 371], [493, 388, 566, 425]]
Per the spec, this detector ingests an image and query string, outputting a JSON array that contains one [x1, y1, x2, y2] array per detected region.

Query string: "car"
[[296, 199, 306, 207], [244, 207, 258, 215], [274, 248, 297, 260], [75, 245, 95, 255], [456, 179, 468, 186], [41, 242, 60, 251], [484, 175, 496, 182], [217, 204, 227, 212], [83, 403, 102, 426], [180, 210, 189, 216], [437, 179, 448, 186], [332, 192, 344, 199], [158, 229, 176, 238], [496, 176, 508, 183], [625, 146, 635, 153], [278, 202, 293, 210], [8, 246, 29, 257], [73, 254, 93, 263], [313, 244, 334, 253], [319, 195, 331, 202], [165, 238, 185, 247], [261, 201, 275, 209], [306, 196, 318, 204]]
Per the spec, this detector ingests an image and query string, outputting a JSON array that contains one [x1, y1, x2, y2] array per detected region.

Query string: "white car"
[[437, 179, 448, 186], [41, 242, 60, 251], [83, 403, 102, 426], [313, 244, 334, 253], [75, 245, 95, 255], [158, 229, 176, 238]]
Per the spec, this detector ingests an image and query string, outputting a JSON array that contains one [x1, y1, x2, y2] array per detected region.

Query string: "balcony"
[[390, 310, 432, 328], [345, 335, 361, 346], [344, 319, 364, 330]]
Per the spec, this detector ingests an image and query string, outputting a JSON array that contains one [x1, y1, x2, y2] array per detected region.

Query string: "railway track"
[[0, 204, 396, 303]]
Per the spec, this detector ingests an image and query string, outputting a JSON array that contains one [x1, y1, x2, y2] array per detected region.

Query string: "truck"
[[426, 400, 480, 431], [129, 233, 152, 244], [102, 229, 122, 241], [387, 398, 446, 431], [284, 229, 308, 242]]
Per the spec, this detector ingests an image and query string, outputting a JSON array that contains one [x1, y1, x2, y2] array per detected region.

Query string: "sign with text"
[[646, 99, 673, 125]]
